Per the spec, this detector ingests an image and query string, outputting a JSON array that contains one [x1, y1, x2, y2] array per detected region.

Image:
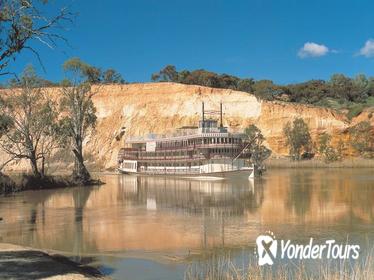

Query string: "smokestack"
[[202, 102, 205, 123], [220, 103, 223, 128]]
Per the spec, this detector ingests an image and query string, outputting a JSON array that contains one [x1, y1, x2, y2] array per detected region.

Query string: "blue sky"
[[4, 0, 374, 84]]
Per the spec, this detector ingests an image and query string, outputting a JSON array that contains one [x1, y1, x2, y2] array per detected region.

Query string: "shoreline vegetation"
[[184, 251, 374, 280], [1, 155, 373, 196], [0, 61, 103, 193], [0, 173, 104, 196], [266, 158, 374, 169], [0, 243, 107, 280]]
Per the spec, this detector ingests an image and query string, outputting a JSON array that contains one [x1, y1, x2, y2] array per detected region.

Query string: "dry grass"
[[184, 251, 374, 280]]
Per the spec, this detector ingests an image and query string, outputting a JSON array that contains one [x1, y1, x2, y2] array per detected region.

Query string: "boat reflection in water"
[[0, 174, 263, 258], [112, 175, 263, 253], [0, 169, 373, 266]]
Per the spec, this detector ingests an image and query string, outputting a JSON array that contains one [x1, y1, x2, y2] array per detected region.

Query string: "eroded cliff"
[[2, 82, 373, 171], [85, 82, 352, 169]]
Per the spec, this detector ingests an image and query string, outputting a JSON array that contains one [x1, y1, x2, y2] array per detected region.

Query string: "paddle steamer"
[[118, 103, 254, 179]]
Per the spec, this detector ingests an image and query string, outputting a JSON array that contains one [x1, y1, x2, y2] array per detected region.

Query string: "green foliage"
[[252, 80, 285, 100], [347, 104, 364, 120], [151, 66, 254, 94], [59, 83, 97, 139], [349, 121, 374, 158], [60, 78, 72, 87], [0, 66, 60, 177], [287, 80, 329, 104], [318, 132, 340, 162], [63, 57, 125, 84], [102, 68, 125, 84], [6, 65, 58, 87], [318, 132, 331, 154], [244, 125, 272, 174], [283, 118, 313, 160], [151, 66, 374, 117], [151, 65, 178, 82], [63, 57, 100, 83], [0, 114, 12, 135], [0, 0, 72, 74], [366, 96, 374, 106], [0, 97, 13, 135], [237, 78, 254, 92], [59, 66, 97, 182]]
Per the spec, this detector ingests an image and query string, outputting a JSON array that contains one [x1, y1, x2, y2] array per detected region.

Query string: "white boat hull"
[[118, 159, 254, 179], [117, 167, 254, 180]]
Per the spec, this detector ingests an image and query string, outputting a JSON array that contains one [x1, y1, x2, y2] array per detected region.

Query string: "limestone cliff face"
[[85, 83, 351, 169], [2, 82, 371, 171]]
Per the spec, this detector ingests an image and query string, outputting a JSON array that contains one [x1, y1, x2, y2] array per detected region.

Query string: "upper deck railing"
[[126, 126, 245, 143]]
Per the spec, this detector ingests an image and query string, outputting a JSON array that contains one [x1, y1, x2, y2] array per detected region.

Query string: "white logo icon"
[[255, 232, 360, 265], [256, 232, 277, 266]]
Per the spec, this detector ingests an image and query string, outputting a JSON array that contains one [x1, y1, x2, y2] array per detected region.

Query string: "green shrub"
[[318, 132, 341, 163], [349, 121, 374, 158], [365, 96, 374, 106], [283, 118, 313, 160], [347, 104, 364, 120]]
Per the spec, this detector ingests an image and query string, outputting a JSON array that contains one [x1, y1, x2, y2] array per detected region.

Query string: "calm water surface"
[[0, 169, 373, 279]]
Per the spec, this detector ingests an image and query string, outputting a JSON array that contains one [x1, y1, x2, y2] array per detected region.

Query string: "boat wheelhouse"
[[118, 103, 254, 179]]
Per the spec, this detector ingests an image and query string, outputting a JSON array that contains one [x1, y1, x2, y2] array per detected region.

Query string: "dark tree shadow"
[[0, 250, 102, 280]]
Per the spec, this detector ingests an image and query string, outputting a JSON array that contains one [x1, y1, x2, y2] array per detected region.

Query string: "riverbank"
[[0, 173, 104, 196], [266, 157, 374, 169], [0, 243, 108, 279]]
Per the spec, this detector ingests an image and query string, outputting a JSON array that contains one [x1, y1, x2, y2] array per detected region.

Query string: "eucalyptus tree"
[[59, 58, 97, 183], [102, 68, 125, 84], [283, 118, 312, 160], [0, 66, 59, 177], [244, 124, 271, 175], [0, 0, 73, 75]]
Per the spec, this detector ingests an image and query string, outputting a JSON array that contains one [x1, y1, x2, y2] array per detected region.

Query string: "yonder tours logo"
[[255, 232, 360, 266]]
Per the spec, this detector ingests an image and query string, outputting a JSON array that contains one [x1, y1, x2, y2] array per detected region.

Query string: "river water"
[[0, 169, 373, 279]]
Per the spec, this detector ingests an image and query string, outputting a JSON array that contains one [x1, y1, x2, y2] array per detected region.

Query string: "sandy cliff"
[[2, 82, 373, 171], [85, 82, 351, 169]]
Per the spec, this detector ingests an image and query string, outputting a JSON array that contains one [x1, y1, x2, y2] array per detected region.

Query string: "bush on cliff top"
[[151, 65, 374, 117]]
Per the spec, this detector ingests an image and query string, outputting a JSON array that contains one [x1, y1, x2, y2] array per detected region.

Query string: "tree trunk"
[[41, 155, 45, 178], [30, 151, 41, 178], [72, 147, 91, 184]]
